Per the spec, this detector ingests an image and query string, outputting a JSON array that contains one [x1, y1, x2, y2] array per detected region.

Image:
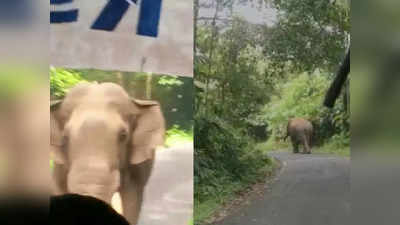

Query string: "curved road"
[[215, 151, 350, 225]]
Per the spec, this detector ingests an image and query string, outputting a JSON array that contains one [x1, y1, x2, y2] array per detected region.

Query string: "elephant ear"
[[50, 100, 66, 164], [129, 99, 165, 165]]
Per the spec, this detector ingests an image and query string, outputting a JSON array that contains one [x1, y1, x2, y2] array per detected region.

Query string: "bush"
[[50, 67, 86, 98], [165, 125, 193, 147], [194, 113, 270, 202]]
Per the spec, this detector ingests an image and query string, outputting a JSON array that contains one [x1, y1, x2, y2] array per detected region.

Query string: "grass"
[[195, 182, 253, 224], [255, 136, 350, 157], [194, 180, 249, 223], [313, 142, 350, 157], [194, 159, 278, 225], [195, 198, 222, 224], [255, 137, 290, 153]]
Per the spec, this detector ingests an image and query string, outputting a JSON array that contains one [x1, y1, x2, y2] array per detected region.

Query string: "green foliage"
[[266, 0, 350, 73], [50, 67, 86, 98], [153, 76, 194, 131], [312, 131, 350, 157], [262, 73, 329, 130], [255, 137, 289, 153], [194, 113, 271, 202], [261, 72, 349, 149], [195, 198, 221, 224], [195, 18, 273, 129], [158, 75, 184, 86], [165, 125, 193, 147]]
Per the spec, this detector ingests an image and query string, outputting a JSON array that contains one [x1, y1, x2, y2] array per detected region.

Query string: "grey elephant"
[[284, 118, 313, 154], [50, 82, 165, 225]]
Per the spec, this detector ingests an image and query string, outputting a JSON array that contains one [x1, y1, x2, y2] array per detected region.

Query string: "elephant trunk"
[[67, 159, 120, 204]]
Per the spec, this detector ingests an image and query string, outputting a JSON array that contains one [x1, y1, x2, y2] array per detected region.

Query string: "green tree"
[[50, 67, 86, 98], [265, 0, 350, 73]]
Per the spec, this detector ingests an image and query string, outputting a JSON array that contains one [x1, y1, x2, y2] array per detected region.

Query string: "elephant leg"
[[290, 135, 300, 153], [294, 143, 299, 153], [52, 163, 68, 195], [301, 134, 310, 154], [120, 160, 154, 225], [303, 144, 308, 154], [291, 138, 299, 153]]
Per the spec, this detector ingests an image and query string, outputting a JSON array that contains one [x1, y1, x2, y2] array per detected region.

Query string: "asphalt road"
[[139, 143, 193, 225], [215, 151, 350, 225], [112, 143, 193, 225]]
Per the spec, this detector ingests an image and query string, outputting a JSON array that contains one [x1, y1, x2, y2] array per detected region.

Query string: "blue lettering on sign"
[[50, 0, 162, 37], [137, 0, 162, 37], [51, 0, 73, 4], [91, 0, 133, 31], [50, 0, 78, 23]]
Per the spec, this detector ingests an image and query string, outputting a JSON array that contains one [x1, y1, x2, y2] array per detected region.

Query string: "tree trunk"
[[116, 72, 123, 86], [343, 78, 350, 114], [204, 0, 221, 115], [145, 73, 152, 100], [324, 49, 350, 108]]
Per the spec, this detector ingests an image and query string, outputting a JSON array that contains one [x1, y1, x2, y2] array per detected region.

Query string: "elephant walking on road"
[[284, 118, 313, 154]]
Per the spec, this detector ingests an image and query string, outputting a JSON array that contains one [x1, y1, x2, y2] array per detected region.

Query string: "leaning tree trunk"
[[343, 78, 350, 114], [324, 49, 350, 108]]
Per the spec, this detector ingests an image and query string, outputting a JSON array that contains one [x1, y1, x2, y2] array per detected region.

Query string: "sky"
[[199, 1, 278, 26]]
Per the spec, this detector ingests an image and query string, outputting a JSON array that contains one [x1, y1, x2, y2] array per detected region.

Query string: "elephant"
[[284, 118, 313, 154], [50, 82, 165, 225]]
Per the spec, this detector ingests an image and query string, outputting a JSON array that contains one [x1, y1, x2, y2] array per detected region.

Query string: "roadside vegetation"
[[258, 73, 350, 157], [194, 0, 349, 224]]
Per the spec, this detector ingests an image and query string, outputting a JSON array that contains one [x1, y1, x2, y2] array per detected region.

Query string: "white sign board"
[[50, 0, 193, 77]]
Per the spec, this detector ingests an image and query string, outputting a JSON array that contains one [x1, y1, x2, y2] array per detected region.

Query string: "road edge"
[[200, 156, 284, 225]]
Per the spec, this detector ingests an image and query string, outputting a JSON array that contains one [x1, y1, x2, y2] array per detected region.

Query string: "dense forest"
[[194, 0, 350, 223]]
